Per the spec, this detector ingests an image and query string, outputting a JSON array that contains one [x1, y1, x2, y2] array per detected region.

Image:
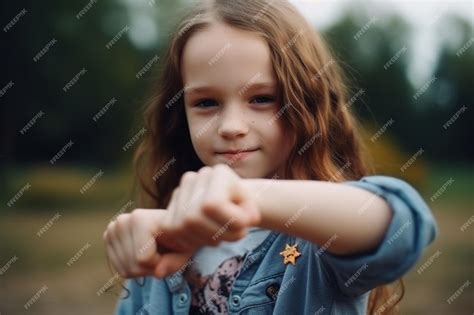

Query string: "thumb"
[[154, 251, 193, 278]]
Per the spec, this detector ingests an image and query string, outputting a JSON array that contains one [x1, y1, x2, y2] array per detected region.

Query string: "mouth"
[[216, 148, 260, 162]]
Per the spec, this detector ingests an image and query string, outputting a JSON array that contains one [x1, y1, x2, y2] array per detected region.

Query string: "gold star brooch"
[[279, 243, 301, 265]]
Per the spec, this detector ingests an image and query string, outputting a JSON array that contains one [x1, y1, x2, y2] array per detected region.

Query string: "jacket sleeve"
[[316, 175, 438, 297], [115, 278, 148, 315]]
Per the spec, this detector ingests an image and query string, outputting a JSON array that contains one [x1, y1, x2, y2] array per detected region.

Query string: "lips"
[[216, 148, 260, 162], [216, 148, 259, 154]]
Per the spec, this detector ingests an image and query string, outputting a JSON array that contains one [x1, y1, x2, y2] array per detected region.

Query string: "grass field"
[[1, 163, 472, 314]]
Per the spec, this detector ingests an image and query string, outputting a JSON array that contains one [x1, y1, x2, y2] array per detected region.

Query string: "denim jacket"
[[115, 176, 438, 314]]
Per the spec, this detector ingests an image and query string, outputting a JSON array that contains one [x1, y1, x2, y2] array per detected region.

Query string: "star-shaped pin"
[[279, 243, 301, 265]]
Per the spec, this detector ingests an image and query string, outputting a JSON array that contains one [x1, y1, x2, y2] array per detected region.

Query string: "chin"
[[234, 167, 267, 179]]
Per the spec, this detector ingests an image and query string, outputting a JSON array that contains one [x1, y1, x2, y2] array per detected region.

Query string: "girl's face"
[[181, 21, 292, 179]]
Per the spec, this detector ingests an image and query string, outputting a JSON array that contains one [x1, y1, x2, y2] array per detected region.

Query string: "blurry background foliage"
[[0, 0, 472, 314]]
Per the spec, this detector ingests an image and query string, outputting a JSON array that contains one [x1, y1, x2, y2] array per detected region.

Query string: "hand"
[[157, 164, 261, 256], [103, 164, 261, 280], [102, 209, 192, 279]]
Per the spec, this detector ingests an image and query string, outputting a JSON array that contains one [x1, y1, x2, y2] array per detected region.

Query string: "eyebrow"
[[185, 82, 277, 95]]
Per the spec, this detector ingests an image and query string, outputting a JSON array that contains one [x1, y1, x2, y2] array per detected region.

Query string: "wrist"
[[242, 178, 269, 229]]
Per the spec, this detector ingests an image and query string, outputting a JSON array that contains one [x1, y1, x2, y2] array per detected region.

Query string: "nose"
[[217, 104, 249, 139]]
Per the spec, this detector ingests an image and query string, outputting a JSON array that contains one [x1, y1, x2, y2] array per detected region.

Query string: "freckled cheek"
[[266, 123, 289, 155], [252, 112, 275, 128], [189, 122, 215, 156], [188, 117, 210, 138], [190, 139, 213, 166]]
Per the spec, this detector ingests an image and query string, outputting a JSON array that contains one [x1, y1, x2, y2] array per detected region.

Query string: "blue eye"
[[250, 96, 275, 104], [193, 96, 275, 108], [195, 99, 217, 108]]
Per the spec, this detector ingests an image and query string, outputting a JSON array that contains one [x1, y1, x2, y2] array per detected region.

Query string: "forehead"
[[181, 21, 276, 90]]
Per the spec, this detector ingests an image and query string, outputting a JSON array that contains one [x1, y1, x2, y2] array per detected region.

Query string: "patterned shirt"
[[188, 255, 245, 314], [186, 228, 271, 314]]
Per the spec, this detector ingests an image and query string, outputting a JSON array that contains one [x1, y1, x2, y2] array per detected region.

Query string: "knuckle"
[[135, 252, 149, 265], [136, 250, 154, 266], [130, 208, 145, 217], [184, 216, 200, 228], [201, 198, 223, 210], [180, 171, 196, 184], [201, 201, 225, 215], [160, 218, 172, 232], [129, 209, 145, 225], [214, 164, 230, 172], [198, 166, 212, 174], [106, 220, 116, 231], [202, 204, 217, 216], [104, 234, 114, 246], [115, 213, 130, 227], [102, 231, 108, 242], [104, 228, 116, 245]]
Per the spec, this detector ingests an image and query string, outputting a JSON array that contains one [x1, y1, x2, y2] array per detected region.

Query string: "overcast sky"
[[290, 0, 473, 85], [123, 0, 473, 86]]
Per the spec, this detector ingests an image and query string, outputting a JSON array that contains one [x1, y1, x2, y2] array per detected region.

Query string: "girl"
[[103, 0, 438, 314]]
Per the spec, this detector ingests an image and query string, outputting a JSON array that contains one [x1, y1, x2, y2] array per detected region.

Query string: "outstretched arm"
[[244, 178, 392, 255]]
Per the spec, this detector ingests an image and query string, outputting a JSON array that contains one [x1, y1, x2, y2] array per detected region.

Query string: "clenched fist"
[[103, 164, 261, 279]]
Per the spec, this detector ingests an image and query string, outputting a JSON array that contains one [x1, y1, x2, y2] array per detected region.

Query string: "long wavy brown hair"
[[131, 0, 404, 313]]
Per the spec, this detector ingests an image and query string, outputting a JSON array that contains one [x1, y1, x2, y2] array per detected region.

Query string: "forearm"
[[243, 179, 392, 255]]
